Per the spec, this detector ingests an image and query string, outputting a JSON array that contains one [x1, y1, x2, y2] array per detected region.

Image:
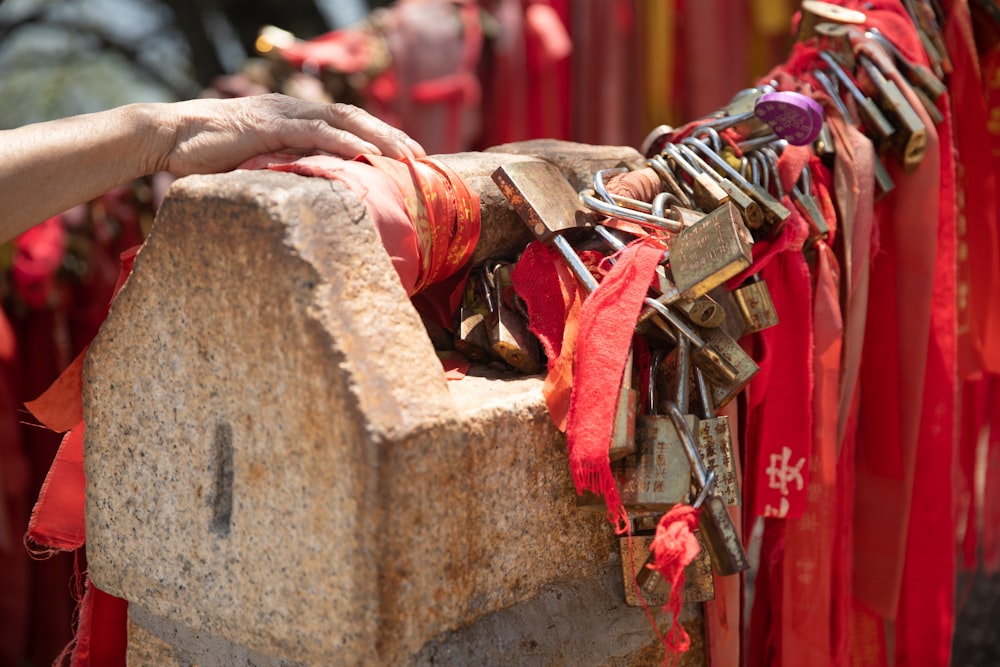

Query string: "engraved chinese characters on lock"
[[669, 201, 754, 300]]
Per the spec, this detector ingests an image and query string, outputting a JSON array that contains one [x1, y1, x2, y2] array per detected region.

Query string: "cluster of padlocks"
[[445, 0, 946, 612]]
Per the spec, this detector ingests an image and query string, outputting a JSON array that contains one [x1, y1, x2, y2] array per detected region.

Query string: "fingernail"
[[360, 141, 381, 155], [405, 138, 427, 158]]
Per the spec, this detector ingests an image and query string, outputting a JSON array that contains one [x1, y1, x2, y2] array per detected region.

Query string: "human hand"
[[153, 93, 426, 177]]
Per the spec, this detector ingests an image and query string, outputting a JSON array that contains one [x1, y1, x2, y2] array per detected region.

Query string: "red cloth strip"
[[565, 237, 663, 524], [781, 241, 843, 666], [26, 423, 86, 553]]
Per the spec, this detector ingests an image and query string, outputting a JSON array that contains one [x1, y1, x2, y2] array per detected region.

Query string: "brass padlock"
[[592, 225, 726, 331], [659, 144, 731, 214], [819, 52, 896, 148], [454, 269, 492, 361], [694, 367, 740, 507], [486, 261, 543, 374], [858, 54, 927, 172], [620, 347, 695, 511], [814, 121, 836, 160], [796, 0, 866, 41], [675, 294, 726, 329], [621, 531, 715, 606], [668, 200, 754, 300], [678, 143, 766, 230], [664, 401, 749, 576], [492, 161, 597, 245], [673, 306, 753, 396], [609, 347, 637, 462], [731, 274, 780, 335]]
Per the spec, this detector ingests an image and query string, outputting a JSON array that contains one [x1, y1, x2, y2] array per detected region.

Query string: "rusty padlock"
[[694, 366, 740, 507], [485, 261, 543, 374], [664, 400, 749, 576], [454, 268, 492, 361], [731, 274, 780, 335], [667, 200, 754, 301]]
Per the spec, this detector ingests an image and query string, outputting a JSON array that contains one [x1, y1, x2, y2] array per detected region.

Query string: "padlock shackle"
[[695, 366, 716, 420], [647, 154, 696, 209], [647, 348, 665, 414], [676, 334, 691, 415], [663, 400, 710, 489], [579, 189, 684, 233]]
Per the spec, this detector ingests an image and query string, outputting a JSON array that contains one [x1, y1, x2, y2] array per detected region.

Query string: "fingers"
[[324, 103, 427, 159], [263, 95, 426, 160], [270, 117, 383, 158]]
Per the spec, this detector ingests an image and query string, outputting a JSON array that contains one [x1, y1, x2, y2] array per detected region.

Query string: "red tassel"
[[649, 503, 702, 662]]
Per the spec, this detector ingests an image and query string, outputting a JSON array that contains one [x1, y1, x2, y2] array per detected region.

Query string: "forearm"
[[0, 94, 423, 244], [0, 103, 173, 242]]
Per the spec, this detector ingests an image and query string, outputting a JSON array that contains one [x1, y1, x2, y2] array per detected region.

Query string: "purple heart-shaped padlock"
[[754, 91, 824, 146]]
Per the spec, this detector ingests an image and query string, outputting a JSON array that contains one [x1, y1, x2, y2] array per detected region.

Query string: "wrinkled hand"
[[157, 93, 426, 176]]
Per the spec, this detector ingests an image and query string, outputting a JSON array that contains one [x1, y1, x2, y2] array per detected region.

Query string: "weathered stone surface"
[[128, 604, 299, 667], [412, 563, 707, 667], [82, 169, 627, 665], [484, 138, 646, 191]]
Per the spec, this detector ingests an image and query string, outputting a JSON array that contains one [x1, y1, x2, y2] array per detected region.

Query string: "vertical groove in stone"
[[210, 422, 234, 537]]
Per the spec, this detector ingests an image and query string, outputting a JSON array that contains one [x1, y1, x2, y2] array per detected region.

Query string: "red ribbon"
[[564, 237, 664, 525], [650, 504, 703, 659]]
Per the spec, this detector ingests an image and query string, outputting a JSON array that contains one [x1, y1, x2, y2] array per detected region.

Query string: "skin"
[[0, 93, 426, 243]]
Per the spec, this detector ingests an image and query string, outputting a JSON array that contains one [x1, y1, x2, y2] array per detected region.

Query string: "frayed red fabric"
[[650, 504, 702, 661], [565, 237, 664, 524]]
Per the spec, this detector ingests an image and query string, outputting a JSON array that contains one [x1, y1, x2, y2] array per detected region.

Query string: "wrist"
[[122, 102, 179, 176]]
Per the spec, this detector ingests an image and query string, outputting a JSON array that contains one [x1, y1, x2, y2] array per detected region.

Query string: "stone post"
[[82, 142, 706, 666]]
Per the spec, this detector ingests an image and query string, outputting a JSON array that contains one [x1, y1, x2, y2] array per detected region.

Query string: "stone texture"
[[82, 167, 650, 665], [128, 604, 300, 667]]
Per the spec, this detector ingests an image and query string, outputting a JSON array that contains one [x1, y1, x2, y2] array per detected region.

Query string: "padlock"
[[677, 144, 765, 230], [593, 226, 726, 331], [454, 268, 492, 361], [576, 347, 692, 513], [813, 22, 856, 69], [819, 52, 896, 148], [675, 294, 726, 329], [491, 161, 597, 245], [866, 27, 946, 101], [668, 200, 754, 300], [683, 135, 791, 234], [858, 54, 927, 172], [685, 320, 758, 408], [731, 274, 780, 335], [665, 400, 750, 576], [694, 367, 740, 507], [796, 0, 866, 41], [814, 121, 836, 160], [622, 530, 715, 606], [659, 144, 732, 214], [609, 347, 637, 462], [791, 164, 830, 243], [621, 346, 694, 511], [486, 261, 543, 374]]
